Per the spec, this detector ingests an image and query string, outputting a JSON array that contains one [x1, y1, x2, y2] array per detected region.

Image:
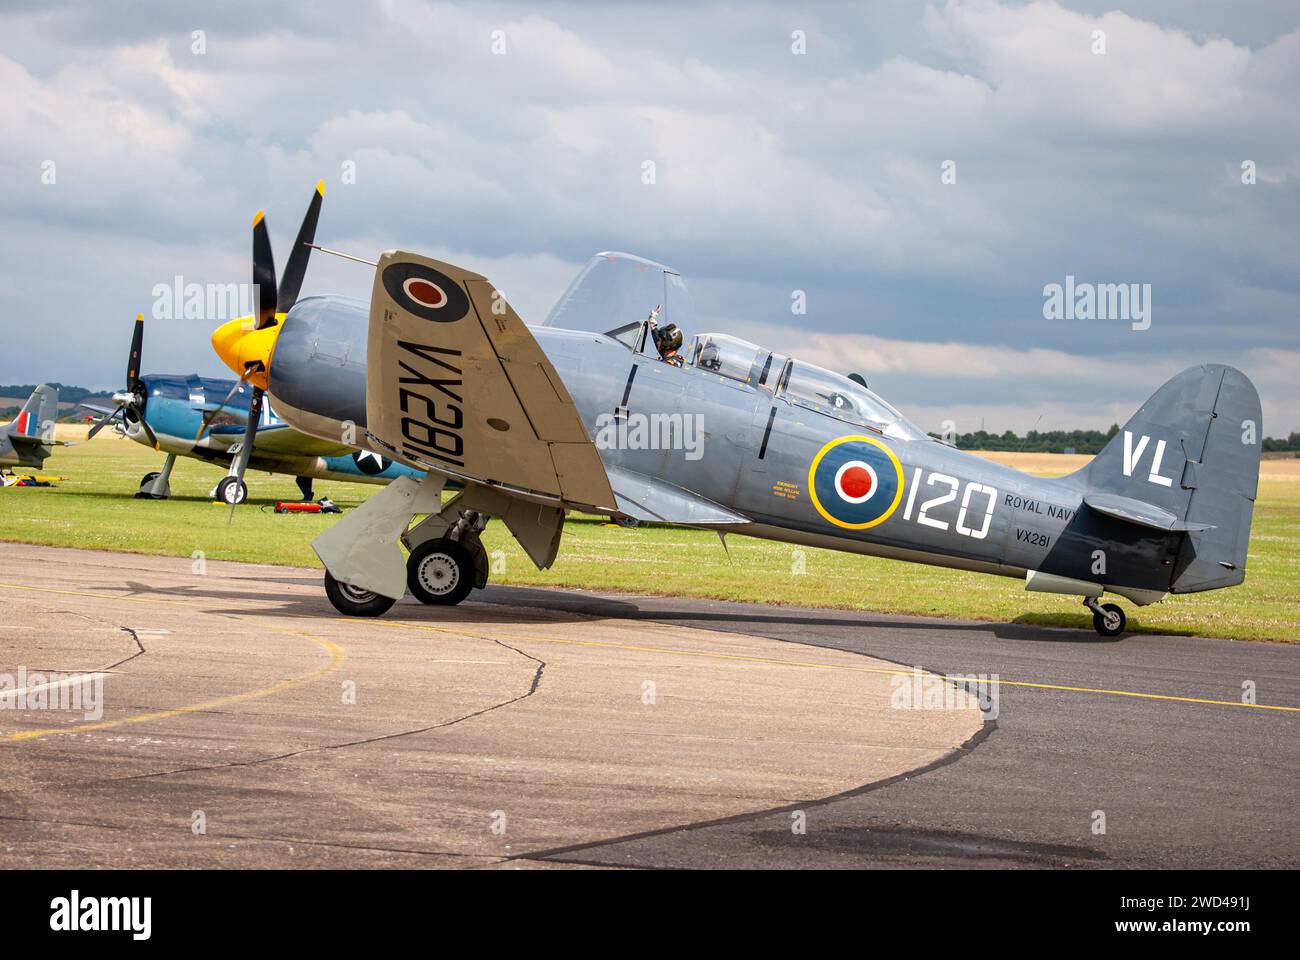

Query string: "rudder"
[[6, 384, 58, 441], [1084, 364, 1261, 592]]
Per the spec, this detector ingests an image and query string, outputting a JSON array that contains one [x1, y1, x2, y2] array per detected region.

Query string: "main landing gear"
[[322, 533, 486, 617], [324, 570, 397, 618], [1084, 597, 1127, 637], [135, 452, 177, 499], [407, 538, 476, 606], [315, 476, 499, 618]]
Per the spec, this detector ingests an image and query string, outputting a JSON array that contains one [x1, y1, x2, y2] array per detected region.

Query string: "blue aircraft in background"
[[83, 313, 422, 503]]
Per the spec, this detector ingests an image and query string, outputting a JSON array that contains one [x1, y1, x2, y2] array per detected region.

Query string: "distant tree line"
[[930, 424, 1300, 454], [0, 383, 112, 405], [0, 383, 114, 423]]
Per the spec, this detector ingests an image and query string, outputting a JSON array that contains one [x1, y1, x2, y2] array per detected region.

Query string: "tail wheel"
[[407, 538, 475, 606], [214, 476, 247, 505], [1092, 602, 1127, 637], [324, 570, 396, 617]]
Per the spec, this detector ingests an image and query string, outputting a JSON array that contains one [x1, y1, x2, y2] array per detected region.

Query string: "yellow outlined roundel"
[[807, 434, 905, 530]]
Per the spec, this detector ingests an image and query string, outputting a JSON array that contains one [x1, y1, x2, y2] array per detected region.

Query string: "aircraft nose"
[[211, 314, 283, 390]]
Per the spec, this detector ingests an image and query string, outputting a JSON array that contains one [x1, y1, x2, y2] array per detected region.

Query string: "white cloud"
[[0, 0, 1295, 429]]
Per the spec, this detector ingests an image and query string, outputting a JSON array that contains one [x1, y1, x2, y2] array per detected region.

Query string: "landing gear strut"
[[1084, 597, 1126, 637], [135, 452, 176, 499]]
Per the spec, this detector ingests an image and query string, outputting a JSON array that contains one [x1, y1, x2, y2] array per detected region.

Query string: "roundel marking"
[[808, 435, 904, 530], [353, 450, 389, 475], [403, 277, 447, 309], [834, 460, 878, 504], [382, 261, 470, 323]]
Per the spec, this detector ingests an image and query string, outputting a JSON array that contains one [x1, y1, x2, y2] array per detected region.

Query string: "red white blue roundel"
[[382, 261, 470, 323], [808, 435, 905, 530], [403, 277, 447, 309]]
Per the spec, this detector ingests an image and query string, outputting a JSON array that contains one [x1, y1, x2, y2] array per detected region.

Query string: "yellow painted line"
[[0, 583, 345, 743], [364, 619, 1300, 714]]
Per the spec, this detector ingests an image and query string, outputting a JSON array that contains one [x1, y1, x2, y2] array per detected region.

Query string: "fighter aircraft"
[[84, 185, 424, 503], [210, 205, 1261, 637], [0, 384, 65, 471]]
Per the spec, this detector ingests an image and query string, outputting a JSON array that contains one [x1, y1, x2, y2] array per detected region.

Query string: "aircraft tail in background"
[[1, 384, 61, 469], [4, 384, 59, 441]]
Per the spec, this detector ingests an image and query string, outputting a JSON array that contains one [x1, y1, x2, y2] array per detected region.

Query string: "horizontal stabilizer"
[[1083, 493, 1213, 532]]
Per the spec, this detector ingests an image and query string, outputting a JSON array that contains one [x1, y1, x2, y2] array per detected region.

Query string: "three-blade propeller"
[[88, 314, 160, 449]]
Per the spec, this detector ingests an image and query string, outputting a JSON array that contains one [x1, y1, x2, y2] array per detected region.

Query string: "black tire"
[[1092, 602, 1126, 637], [324, 570, 396, 617], [215, 476, 247, 505], [407, 538, 475, 606], [136, 471, 170, 500]]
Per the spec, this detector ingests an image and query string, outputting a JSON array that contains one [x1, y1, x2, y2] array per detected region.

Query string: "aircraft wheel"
[[214, 476, 247, 505], [1092, 602, 1126, 637], [407, 538, 475, 606], [324, 571, 396, 618], [136, 471, 170, 500]]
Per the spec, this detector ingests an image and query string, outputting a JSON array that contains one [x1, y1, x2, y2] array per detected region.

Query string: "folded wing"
[[364, 250, 616, 511]]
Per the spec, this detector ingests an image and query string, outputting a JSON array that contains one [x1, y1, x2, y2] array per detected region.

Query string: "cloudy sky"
[[1, 0, 1296, 433]]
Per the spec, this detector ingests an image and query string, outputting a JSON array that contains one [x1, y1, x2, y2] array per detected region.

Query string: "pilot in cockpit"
[[648, 306, 685, 367], [656, 324, 684, 366]]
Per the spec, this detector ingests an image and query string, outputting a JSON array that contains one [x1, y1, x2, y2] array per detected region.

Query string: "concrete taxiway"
[[0, 543, 981, 868], [1, 542, 1296, 868]]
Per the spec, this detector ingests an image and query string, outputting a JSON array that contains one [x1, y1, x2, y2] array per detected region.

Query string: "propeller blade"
[[233, 385, 263, 489], [87, 406, 123, 439], [126, 313, 144, 388], [252, 211, 277, 330], [193, 378, 246, 442], [276, 180, 324, 313], [137, 413, 160, 450]]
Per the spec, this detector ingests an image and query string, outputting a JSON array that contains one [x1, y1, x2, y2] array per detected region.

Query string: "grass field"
[[2, 429, 1297, 642]]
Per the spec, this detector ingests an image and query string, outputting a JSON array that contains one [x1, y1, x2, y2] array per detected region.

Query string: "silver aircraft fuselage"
[[265, 293, 1190, 605]]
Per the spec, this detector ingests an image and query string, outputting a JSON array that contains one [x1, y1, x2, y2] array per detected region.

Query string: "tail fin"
[[1083, 364, 1261, 592], [5, 384, 58, 442]]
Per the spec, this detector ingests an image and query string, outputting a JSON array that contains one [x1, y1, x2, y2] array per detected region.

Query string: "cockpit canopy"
[[686, 333, 924, 440], [689, 333, 784, 390]]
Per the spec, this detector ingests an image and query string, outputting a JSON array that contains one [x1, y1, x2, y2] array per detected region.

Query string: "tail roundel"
[[1082, 364, 1261, 592], [7, 384, 59, 441]]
